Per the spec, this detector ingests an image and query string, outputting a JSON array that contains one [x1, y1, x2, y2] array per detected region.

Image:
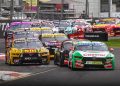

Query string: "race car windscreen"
[[41, 30, 53, 34], [63, 42, 73, 50], [41, 23, 54, 28], [55, 36, 68, 42], [10, 24, 31, 30], [26, 41, 43, 48], [75, 43, 108, 51], [74, 22, 86, 26], [14, 32, 26, 39], [42, 37, 56, 43], [14, 41, 43, 49], [14, 31, 38, 39], [59, 21, 71, 27]]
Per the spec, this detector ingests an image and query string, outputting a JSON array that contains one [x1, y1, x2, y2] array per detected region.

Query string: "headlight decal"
[[74, 56, 83, 59]]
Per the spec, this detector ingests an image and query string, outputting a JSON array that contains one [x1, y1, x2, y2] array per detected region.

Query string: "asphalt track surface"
[[0, 38, 120, 86]]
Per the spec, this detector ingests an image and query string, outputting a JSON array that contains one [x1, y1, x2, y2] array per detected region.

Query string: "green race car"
[[68, 41, 115, 70]]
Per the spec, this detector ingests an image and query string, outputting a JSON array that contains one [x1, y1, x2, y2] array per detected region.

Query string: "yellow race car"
[[54, 33, 68, 42], [6, 38, 50, 65], [40, 34, 58, 59]]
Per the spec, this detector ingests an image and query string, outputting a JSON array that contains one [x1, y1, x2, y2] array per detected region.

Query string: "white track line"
[[0, 68, 57, 84]]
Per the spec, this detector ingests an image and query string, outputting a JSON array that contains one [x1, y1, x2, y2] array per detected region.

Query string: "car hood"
[[11, 47, 49, 53]]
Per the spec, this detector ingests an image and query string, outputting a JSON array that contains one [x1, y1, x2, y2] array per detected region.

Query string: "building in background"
[[1, 0, 120, 20], [100, 0, 120, 17]]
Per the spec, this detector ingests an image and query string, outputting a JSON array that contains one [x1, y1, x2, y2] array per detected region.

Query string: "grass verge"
[[104, 39, 120, 48]]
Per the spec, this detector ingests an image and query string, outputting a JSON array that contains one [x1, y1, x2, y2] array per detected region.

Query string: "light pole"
[[86, 0, 89, 18], [61, 0, 64, 20], [10, 0, 14, 23], [0, 0, 1, 12], [109, 0, 112, 17], [37, 0, 39, 19], [20, 0, 23, 20]]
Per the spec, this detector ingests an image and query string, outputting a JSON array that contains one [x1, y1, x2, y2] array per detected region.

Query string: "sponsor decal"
[[85, 35, 99, 38], [23, 49, 37, 53], [83, 53, 106, 57], [77, 42, 104, 46]]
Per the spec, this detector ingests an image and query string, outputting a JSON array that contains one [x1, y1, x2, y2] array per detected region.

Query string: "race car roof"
[[54, 33, 66, 36], [42, 34, 54, 37], [30, 28, 41, 31], [40, 27, 52, 30]]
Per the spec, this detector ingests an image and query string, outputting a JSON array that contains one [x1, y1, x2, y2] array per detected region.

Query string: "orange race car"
[[92, 18, 120, 36], [110, 24, 120, 36]]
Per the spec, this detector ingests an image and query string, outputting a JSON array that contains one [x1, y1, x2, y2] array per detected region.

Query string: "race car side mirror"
[[109, 48, 114, 52]]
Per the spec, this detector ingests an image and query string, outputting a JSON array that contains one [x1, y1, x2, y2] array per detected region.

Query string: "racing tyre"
[[43, 58, 50, 65], [59, 55, 64, 67], [54, 54, 58, 65]]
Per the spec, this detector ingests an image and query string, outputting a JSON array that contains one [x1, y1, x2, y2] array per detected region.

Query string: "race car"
[[65, 20, 92, 39], [4, 29, 40, 50], [54, 39, 76, 66], [54, 39, 89, 66], [68, 41, 115, 70], [54, 33, 68, 43], [58, 20, 72, 33], [39, 34, 59, 58], [92, 18, 120, 36], [5, 21, 32, 31], [4, 21, 33, 39], [5, 38, 50, 65], [5, 27, 42, 40], [110, 23, 120, 36], [7, 30, 39, 39]]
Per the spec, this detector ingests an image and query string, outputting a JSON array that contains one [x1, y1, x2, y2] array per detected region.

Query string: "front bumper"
[[11, 53, 49, 64], [73, 57, 114, 69]]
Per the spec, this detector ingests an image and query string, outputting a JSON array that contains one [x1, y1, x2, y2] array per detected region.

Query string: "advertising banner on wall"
[[25, 0, 37, 12]]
